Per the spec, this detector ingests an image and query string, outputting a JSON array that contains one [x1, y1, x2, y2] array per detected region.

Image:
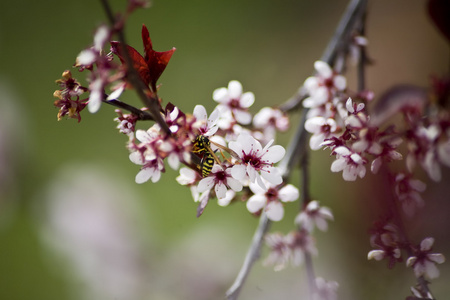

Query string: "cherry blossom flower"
[[305, 116, 338, 150], [229, 133, 285, 189], [368, 221, 403, 269], [264, 230, 317, 271], [192, 105, 219, 137], [197, 165, 243, 200], [406, 237, 446, 280], [302, 61, 346, 109], [312, 277, 339, 300], [114, 110, 137, 138], [213, 80, 255, 125], [330, 146, 367, 181], [295, 200, 334, 232], [253, 107, 289, 141], [246, 181, 299, 221], [131, 157, 164, 184], [394, 173, 426, 216], [287, 230, 318, 267], [264, 232, 291, 271], [217, 189, 236, 207]]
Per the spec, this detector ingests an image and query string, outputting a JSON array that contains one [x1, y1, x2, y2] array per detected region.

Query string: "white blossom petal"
[[278, 184, 299, 202], [266, 202, 284, 221], [246, 194, 266, 213]]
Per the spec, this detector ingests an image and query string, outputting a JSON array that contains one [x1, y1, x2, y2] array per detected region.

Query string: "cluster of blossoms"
[[52, 2, 449, 298], [53, 20, 297, 221], [301, 60, 448, 295]]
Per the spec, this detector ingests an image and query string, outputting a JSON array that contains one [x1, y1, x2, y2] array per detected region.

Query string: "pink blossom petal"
[[314, 61, 332, 78], [193, 105, 207, 121], [420, 237, 434, 251], [228, 80, 243, 98], [212, 87, 228, 103], [315, 217, 328, 231], [266, 202, 284, 221], [423, 260, 440, 279], [246, 194, 266, 213], [176, 167, 197, 185], [310, 133, 326, 150], [233, 109, 252, 125], [167, 153, 180, 170], [333, 75, 347, 90], [135, 167, 153, 184], [260, 167, 282, 185], [240, 92, 255, 108], [129, 152, 144, 165], [368, 250, 385, 261], [215, 182, 227, 199], [231, 164, 246, 181], [263, 145, 285, 163], [278, 184, 299, 202], [428, 253, 445, 264], [197, 177, 215, 193], [330, 158, 346, 172], [226, 177, 243, 192]]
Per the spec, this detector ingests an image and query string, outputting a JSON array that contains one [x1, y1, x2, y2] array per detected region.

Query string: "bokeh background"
[[0, 0, 449, 299]]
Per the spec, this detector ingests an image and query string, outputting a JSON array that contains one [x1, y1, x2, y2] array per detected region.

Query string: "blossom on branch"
[[213, 80, 255, 125], [264, 229, 317, 271], [295, 200, 334, 232], [246, 181, 299, 221], [406, 237, 446, 280], [330, 146, 367, 181], [228, 133, 285, 190]]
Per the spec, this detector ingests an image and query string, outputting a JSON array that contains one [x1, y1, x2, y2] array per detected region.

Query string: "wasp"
[[192, 135, 220, 177], [191, 135, 238, 177]]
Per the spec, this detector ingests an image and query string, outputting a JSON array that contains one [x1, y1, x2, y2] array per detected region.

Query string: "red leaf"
[[141, 24, 176, 91], [110, 24, 176, 91], [110, 41, 151, 86]]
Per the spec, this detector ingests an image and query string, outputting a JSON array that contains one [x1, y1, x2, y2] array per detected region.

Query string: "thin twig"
[[225, 212, 271, 300], [225, 1, 368, 299], [105, 98, 154, 120], [299, 151, 317, 299]]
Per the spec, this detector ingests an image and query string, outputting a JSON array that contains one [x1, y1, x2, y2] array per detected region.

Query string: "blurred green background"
[[0, 0, 449, 299]]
